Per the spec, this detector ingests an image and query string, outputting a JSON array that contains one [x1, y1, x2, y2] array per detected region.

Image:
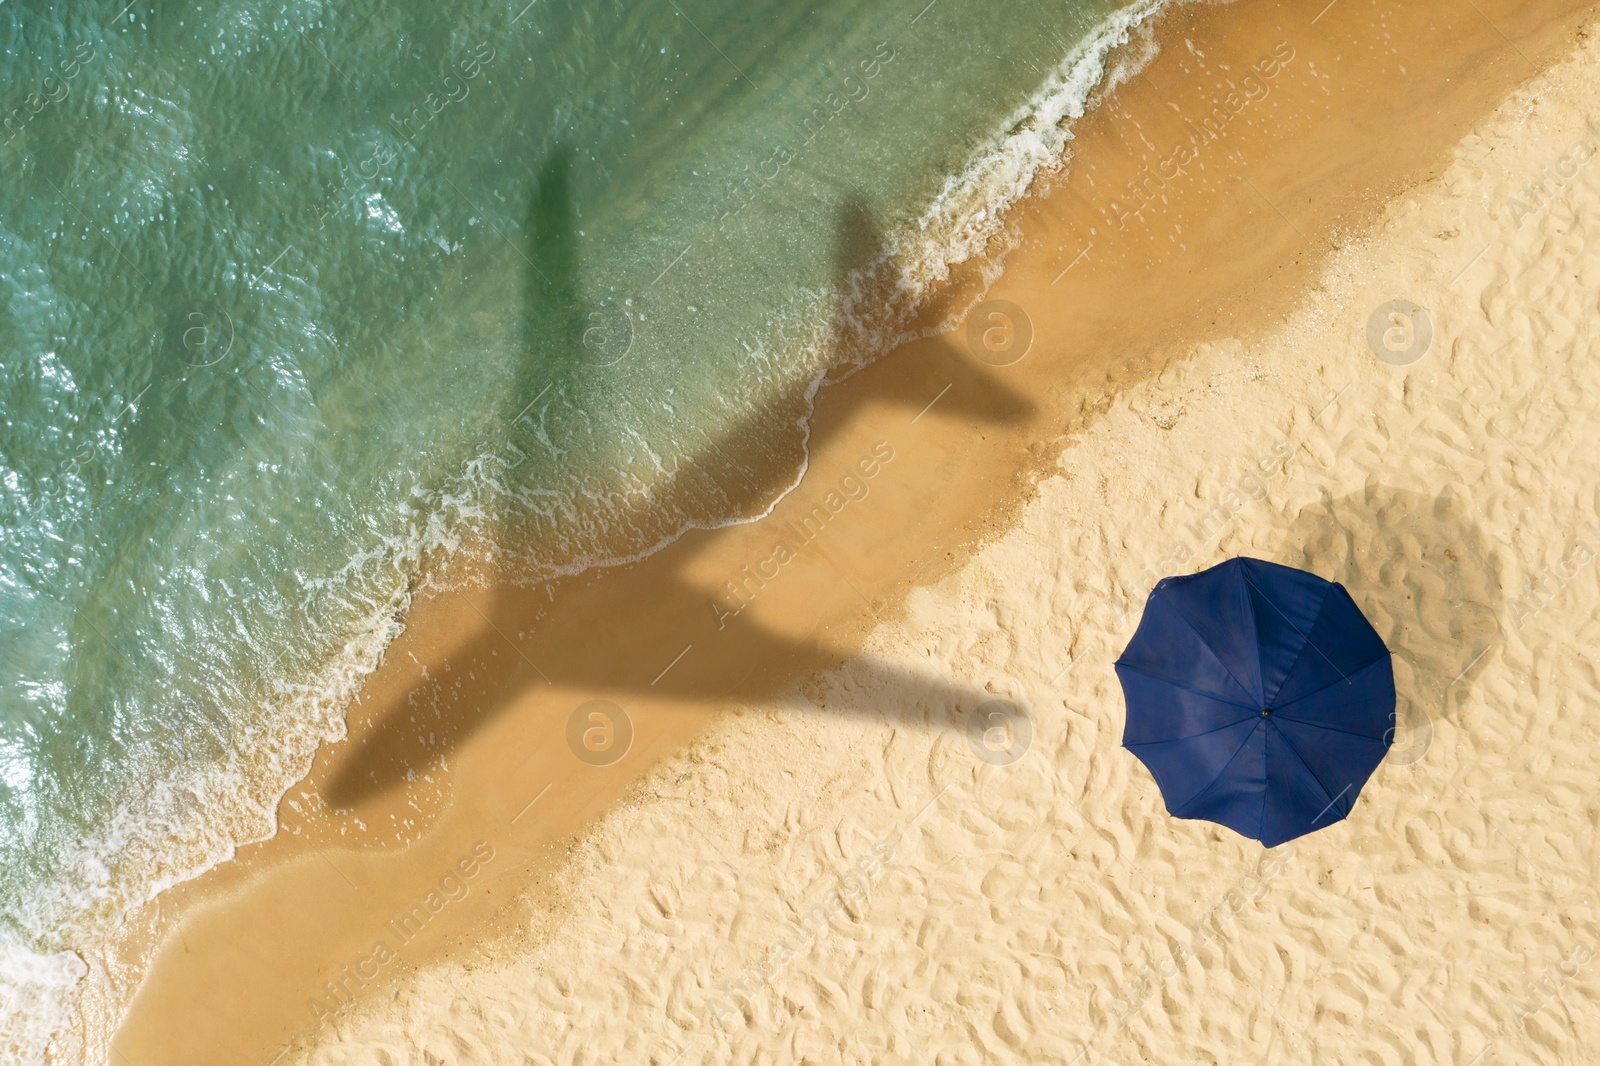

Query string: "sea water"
[[0, 0, 1167, 1058]]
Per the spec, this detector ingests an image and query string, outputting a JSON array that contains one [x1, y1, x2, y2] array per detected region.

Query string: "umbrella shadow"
[[1277, 483, 1504, 766], [323, 148, 1034, 807]]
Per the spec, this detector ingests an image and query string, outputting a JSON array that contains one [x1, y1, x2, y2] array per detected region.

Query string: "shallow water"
[[0, 0, 1160, 1057]]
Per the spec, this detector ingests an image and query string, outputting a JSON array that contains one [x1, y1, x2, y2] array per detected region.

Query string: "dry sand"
[[105, 1, 1600, 1064]]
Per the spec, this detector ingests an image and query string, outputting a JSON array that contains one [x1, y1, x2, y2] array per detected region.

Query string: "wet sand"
[[105, 1, 1598, 1062]]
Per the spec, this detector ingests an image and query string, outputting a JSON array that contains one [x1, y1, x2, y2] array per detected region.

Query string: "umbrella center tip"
[[1261, 708, 1273, 717]]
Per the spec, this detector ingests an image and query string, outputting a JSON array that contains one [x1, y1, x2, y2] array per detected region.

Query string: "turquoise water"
[[0, 0, 1162, 1056]]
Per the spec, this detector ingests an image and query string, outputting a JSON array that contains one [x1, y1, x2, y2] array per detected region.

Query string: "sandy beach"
[[99, 1, 1600, 1063]]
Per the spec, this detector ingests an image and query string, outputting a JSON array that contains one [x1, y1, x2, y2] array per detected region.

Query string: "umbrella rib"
[[1258, 720, 1269, 841], [1240, 562, 1267, 709], [1124, 710, 1260, 747], [1171, 719, 1262, 818], [1241, 571, 1351, 690], [1255, 573, 1332, 709], [1146, 590, 1260, 706], [1271, 658, 1393, 737], [1113, 662, 1257, 711], [1267, 722, 1344, 821], [1271, 712, 1391, 744]]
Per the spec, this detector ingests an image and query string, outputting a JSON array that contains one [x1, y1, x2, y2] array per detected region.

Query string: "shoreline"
[[103, 1, 1599, 1062], [9, 12, 1179, 1060]]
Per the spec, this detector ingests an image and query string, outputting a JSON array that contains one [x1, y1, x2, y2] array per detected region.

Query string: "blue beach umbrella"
[[1115, 557, 1394, 847]]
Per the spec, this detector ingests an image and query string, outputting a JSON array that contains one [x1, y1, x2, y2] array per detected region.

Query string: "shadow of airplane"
[[324, 146, 1035, 806]]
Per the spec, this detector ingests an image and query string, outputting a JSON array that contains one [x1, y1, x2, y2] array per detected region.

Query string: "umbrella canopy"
[[1115, 557, 1394, 847]]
